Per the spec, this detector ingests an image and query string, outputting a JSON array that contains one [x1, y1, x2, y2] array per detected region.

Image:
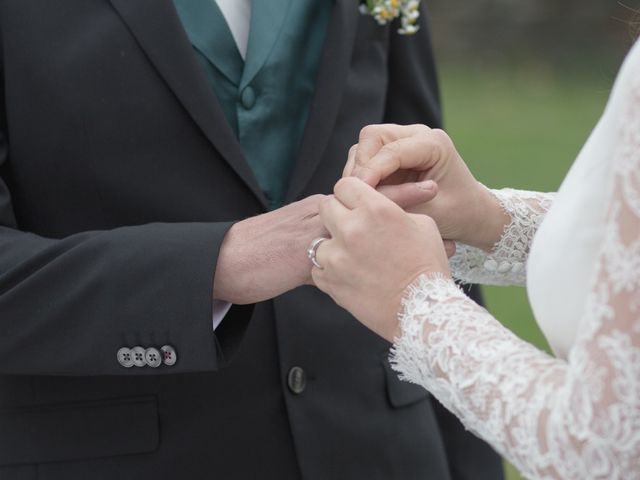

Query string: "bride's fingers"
[[377, 180, 438, 210], [407, 212, 454, 258], [353, 129, 447, 186], [355, 125, 429, 175], [334, 176, 388, 210], [351, 126, 390, 180], [354, 124, 432, 185], [318, 195, 351, 238]]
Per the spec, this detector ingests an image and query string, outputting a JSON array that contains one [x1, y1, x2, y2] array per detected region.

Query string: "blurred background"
[[424, 2, 638, 479]]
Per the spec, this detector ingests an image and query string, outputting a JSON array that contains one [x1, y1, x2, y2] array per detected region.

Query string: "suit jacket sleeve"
[[0, 124, 249, 377]]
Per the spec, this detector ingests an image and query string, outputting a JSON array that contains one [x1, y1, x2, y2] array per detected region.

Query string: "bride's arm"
[[450, 188, 555, 286], [392, 101, 640, 479]]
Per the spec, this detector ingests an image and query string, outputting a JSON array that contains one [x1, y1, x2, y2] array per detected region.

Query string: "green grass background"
[[438, 64, 615, 480]]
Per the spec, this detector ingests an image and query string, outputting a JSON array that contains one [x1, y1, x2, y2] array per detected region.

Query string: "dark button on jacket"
[[287, 366, 307, 395]]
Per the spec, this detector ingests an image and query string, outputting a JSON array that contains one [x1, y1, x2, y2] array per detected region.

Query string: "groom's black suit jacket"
[[0, 1, 503, 479]]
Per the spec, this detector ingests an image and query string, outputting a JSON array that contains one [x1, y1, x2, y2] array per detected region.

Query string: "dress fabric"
[[390, 39, 640, 480]]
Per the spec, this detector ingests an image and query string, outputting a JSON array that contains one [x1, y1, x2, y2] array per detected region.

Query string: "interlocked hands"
[[312, 124, 508, 340]]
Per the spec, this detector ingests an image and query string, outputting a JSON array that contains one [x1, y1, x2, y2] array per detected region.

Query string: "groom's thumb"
[[377, 180, 438, 209]]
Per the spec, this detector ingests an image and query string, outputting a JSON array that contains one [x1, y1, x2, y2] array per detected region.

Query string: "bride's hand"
[[311, 177, 450, 342], [344, 124, 508, 252]]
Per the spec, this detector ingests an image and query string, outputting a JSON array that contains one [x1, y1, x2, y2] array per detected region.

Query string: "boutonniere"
[[359, 0, 421, 35]]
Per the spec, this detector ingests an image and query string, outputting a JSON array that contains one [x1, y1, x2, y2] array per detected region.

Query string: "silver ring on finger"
[[307, 237, 330, 269]]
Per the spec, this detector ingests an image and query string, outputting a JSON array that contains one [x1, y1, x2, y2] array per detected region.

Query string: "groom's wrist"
[[212, 196, 327, 304]]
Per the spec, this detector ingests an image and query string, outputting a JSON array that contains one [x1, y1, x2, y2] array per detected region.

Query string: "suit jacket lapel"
[[284, 0, 359, 203], [240, 0, 293, 90], [108, 0, 269, 208]]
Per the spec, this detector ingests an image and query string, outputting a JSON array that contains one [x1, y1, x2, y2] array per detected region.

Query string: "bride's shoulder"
[[598, 40, 640, 133], [614, 39, 640, 99]]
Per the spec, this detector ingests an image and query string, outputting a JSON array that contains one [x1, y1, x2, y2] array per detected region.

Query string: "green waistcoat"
[[173, 0, 331, 209]]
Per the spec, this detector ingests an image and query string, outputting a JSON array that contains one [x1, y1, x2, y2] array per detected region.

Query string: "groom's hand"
[[213, 195, 327, 305], [212, 183, 441, 305]]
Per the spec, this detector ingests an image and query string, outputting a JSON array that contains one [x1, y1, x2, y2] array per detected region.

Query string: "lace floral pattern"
[[390, 48, 640, 479], [450, 188, 555, 287]]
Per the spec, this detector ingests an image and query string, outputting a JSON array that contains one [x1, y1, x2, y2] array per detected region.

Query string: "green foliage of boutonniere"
[[359, 0, 421, 35]]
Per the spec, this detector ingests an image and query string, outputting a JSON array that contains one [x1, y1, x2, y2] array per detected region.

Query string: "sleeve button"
[[131, 346, 147, 367], [497, 261, 512, 273], [483, 259, 498, 272], [161, 345, 178, 366], [145, 347, 162, 368], [117, 347, 134, 368]]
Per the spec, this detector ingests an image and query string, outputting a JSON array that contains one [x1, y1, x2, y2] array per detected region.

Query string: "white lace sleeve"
[[390, 74, 640, 479], [450, 188, 555, 287]]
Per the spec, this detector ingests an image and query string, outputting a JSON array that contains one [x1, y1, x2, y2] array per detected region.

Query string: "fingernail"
[[417, 180, 435, 190]]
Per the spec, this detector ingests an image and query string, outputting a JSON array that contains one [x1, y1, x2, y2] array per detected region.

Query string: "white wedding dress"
[[390, 39, 640, 479]]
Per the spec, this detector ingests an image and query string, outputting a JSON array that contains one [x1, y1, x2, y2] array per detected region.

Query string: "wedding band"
[[307, 237, 329, 269]]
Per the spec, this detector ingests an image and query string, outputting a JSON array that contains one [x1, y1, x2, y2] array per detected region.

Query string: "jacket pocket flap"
[[381, 354, 429, 408], [0, 395, 159, 466]]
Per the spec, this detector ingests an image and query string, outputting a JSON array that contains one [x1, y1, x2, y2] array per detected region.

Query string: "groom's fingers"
[[377, 180, 438, 209], [342, 144, 358, 177], [354, 124, 432, 185]]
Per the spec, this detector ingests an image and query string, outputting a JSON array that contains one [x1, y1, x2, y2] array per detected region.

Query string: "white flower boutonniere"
[[359, 0, 421, 35]]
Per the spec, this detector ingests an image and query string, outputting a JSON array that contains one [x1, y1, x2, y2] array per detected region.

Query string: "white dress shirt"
[[211, 0, 251, 330], [215, 0, 251, 60]]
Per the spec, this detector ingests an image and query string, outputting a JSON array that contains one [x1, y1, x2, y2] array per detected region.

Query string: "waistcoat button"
[[240, 86, 256, 109]]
